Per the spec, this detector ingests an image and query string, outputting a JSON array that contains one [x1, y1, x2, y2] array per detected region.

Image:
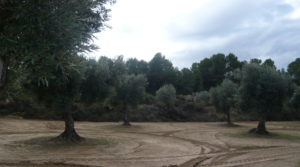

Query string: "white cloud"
[[91, 0, 300, 69]]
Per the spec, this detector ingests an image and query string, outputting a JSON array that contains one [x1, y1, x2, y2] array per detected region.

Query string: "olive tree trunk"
[[226, 111, 232, 125], [255, 119, 268, 134], [123, 105, 131, 126], [249, 117, 269, 135], [0, 57, 7, 95], [55, 105, 84, 142]]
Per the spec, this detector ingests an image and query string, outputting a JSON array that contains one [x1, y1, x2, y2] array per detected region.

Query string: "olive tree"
[[110, 74, 147, 126], [239, 64, 289, 134], [210, 79, 238, 125], [80, 58, 112, 104], [156, 84, 176, 110], [0, 0, 114, 141]]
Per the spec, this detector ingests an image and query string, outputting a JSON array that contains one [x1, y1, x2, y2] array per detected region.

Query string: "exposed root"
[[123, 121, 131, 126], [248, 128, 269, 135], [52, 130, 85, 142]]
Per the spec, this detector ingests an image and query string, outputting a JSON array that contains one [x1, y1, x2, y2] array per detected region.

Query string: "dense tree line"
[[1, 51, 300, 134]]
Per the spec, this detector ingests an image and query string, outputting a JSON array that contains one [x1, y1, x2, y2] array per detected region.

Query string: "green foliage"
[[250, 58, 262, 65], [175, 68, 195, 95], [192, 53, 240, 91], [26, 55, 85, 109], [109, 74, 147, 124], [291, 87, 300, 110], [239, 64, 289, 118], [210, 79, 238, 123], [193, 91, 211, 105], [126, 58, 149, 75], [225, 53, 243, 72], [148, 53, 177, 93], [111, 74, 147, 106], [0, 0, 114, 110], [156, 84, 176, 109], [262, 59, 276, 69], [80, 58, 112, 103], [111, 56, 127, 79], [0, 0, 114, 88], [288, 58, 300, 85]]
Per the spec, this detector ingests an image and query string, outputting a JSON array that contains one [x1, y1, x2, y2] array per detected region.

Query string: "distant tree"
[[156, 84, 176, 110], [210, 54, 226, 85], [210, 79, 238, 125], [126, 58, 149, 75], [175, 68, 195, 95], [192, 54, 226, 91], [111, 56, 127, 79], [225, 53, 243, 79], [147, 53, 177, 93], [262, 59, 276, 69], [250, 58, 262, 65], [288, 58, 300, 85], [191, 62, 203, 91], [239, 64, 289, 134], [193, 91, 211, 106], [80, 58, 111, 104], [110, 74, 147, 126], [196, 58, 213, 90], [99, 56, 114, 70]]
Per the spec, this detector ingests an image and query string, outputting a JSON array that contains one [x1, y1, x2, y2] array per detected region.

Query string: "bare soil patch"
[[0, 119, 299, 167]]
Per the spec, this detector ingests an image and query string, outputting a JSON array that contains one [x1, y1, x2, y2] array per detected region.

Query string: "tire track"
[[180, 146, 300, 167]]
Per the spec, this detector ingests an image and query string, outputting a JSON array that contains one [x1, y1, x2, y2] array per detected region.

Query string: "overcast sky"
[[91, 0, 300, 69]]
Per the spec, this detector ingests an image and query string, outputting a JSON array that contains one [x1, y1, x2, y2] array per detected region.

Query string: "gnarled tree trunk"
[[249, 117, 269, 135], [55, 105, 84, 142], [255, 119, 268, 134]]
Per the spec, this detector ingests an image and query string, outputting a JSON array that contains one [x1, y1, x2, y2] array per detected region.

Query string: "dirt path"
[[0, 118, 299, 167]]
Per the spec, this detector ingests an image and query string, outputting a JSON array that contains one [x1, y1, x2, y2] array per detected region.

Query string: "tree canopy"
[[288, 58, 300, 86], [210, 79, 238, 124], [239, 64, 289, 134]]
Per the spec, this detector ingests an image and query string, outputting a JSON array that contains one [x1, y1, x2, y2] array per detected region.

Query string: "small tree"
[[156, 84, 176, 110], [110, 74, 147, 126], [239, 64, 288, 134], [210, 79, 238, 125]]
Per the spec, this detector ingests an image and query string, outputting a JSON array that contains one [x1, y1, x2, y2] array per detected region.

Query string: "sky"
[[91, 0, 300, 69]]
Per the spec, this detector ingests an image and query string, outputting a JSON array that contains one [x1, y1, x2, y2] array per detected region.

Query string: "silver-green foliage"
[[193, 91, 211, 105], [239, 64, 289, 117], [210, 79, 238, 114], [156, 84, 176, 109], [112, 74, 147, 106]]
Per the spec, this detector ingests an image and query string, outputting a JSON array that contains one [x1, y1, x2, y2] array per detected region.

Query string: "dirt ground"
[[0, 118, 299, 167]]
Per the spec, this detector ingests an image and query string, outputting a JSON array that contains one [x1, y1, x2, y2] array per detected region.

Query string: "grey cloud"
[[167, 0, 300, 69]]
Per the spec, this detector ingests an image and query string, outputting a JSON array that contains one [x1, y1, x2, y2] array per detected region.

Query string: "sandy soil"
[[0, 118, 299, 167]]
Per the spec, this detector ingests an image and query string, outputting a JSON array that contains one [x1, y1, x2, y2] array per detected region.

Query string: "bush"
[[193, 91, 210, 106], [156, 84, 176, 109]]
